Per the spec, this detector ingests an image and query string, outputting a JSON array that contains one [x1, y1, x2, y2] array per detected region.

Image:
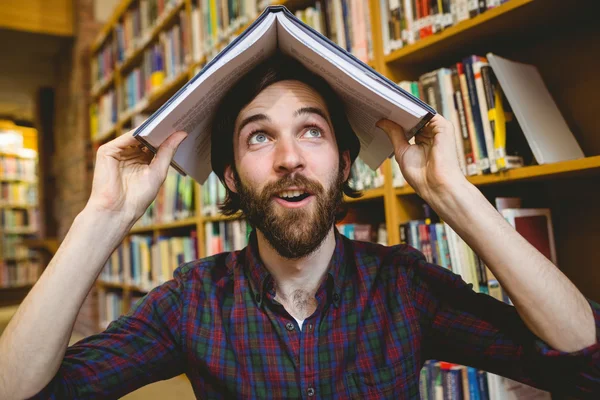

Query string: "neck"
[[256, 226, 336, 303]]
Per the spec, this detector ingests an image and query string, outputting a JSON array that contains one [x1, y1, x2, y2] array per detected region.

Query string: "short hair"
[[210, 53, 362, 216]]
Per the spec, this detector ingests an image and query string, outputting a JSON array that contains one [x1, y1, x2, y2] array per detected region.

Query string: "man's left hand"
[[376, 114, 465, 201]]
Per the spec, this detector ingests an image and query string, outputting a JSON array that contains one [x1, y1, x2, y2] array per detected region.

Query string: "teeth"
[[278, 190, 306, 198]]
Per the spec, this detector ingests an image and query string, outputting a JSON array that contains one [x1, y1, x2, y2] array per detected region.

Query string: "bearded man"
[[1, 55, 598, 400]]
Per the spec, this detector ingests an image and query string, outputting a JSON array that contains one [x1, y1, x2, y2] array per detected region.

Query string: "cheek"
[[305, 149, 340, 184], [237, 152, 271, 187]]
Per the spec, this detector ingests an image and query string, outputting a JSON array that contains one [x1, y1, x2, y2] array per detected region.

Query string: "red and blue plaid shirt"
[[35, 229, 600, 399]]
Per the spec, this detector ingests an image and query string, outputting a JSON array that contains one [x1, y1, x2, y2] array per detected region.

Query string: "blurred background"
[[0, 0, 598, 398]]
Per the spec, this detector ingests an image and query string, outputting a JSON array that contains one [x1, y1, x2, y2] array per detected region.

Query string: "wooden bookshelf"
[[384, 0, 540, 64], [201, 213, 241, 223], [0, 121, 44, 296], [130, 215, 198, 234], [90, 72, 115, 99], [118, 0, 186, 73], [395, 156, 600, 196], [345, 187, 385, 202], [89, 0, 600, 329]]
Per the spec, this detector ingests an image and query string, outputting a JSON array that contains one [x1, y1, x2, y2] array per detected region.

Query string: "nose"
[[273, 136, 305, 175]]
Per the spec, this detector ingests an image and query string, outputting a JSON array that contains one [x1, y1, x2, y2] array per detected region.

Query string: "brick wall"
[[53, 0, 102, 337]]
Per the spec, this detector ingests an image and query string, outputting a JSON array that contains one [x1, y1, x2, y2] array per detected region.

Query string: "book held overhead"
[[132, 5, 436, 184]]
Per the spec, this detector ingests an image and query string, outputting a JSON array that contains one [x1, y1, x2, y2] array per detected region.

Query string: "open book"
[[133, 5, 436, 184]]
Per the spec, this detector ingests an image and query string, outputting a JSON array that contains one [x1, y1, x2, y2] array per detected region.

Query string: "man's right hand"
[[85, 129, 188, 224]]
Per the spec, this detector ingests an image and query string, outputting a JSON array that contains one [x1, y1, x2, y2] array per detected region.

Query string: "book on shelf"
[[132, 5, 436, 184], [134, 167, 195, 228], [0, 129, 42, 288], [379, 0, 512, 55], [201, 171, 227, 216], [405, 202, 553, 399], [487, 53, 584, 165], [100, 231, 198, 290], [114, 0, 182, 64], [397, 52, 582, 182], [205, 220, 251, 257], [99, 290, 124, 329], [348, 157, 385, 191], [90, 90, 117, 140], [501, 208, 557, 265], [336, 223, 387, 246]]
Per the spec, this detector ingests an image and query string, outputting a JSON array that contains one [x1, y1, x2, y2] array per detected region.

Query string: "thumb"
[[151, 131, 188, 175], [376, 119, 411, 159]]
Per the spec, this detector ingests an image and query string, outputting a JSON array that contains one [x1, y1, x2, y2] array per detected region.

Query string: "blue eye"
[[248, 132, 268, 145], [304, 127, 322, 138]]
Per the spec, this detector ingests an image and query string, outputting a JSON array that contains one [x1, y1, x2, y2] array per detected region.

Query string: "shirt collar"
[[244, 227, 346, 308]]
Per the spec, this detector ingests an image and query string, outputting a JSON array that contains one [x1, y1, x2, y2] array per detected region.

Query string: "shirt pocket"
[[344, 357, 416, 400]]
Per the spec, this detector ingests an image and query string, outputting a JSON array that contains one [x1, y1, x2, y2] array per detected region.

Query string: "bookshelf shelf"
[[117, 67, 190, 129], [130, 216, 198, 234], [0, 204, 37, 209], [0, 284, 33, 290], [91, 0, 135, 53], [201, 213, 242, 223], [91, 72, 115, 99], [98, 280, 152, 293], [395, 156, 600, 196], [0, 177, 37, 184], [0, 122, 42, 294], [21, 238, 59, 255], [345, 187, 385, 203], [118, 0, 186, 73], [383, 0, 569, 68], [97, 280, 125, 290], [4, 227, 38, 235], [0, 151, 36, 159]]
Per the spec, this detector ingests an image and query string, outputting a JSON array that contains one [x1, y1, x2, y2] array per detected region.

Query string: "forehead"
[[236, 80, 330, 122]]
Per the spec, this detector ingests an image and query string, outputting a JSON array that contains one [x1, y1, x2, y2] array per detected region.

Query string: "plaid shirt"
[[35, 229, 600, 399]]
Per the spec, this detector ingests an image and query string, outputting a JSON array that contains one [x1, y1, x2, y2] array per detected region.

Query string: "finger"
[[376, 119, 411, 158], [121, 146, 154, 164], [423, 114, 450, 136], [414, 134, 432, 147], [107, 128, 142, 150], [150, 131, 188, 175]]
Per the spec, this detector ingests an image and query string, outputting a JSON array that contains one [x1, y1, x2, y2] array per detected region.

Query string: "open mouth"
[[276, 189, 312, 203]]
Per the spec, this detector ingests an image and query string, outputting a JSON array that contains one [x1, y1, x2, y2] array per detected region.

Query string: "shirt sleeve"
[[408, 251, 600, 399], [30, 271, 186, 399]]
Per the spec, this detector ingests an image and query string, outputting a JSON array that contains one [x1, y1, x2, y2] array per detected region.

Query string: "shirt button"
[[255, 293, 261, 303], [285, 322, 295, 331], [307, 387, 315, 396], [333, 293, 340, 302], [308, 324, 313, 332]]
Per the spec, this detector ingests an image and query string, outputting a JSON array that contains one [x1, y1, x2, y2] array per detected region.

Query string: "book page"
[[136, 13, 279, 184], [276, 14, 432, 170]]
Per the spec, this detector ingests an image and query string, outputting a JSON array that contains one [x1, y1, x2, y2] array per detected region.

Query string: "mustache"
[[261, 174, 325, 198]]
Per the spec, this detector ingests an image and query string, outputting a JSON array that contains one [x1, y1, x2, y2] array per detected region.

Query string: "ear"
[[341, 150, 351, 181], [224, 165, 238, 194]]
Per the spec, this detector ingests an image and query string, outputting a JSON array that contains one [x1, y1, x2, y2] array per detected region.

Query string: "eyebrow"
[[237, 113, 271, 136], [294, 106, 331, 124], [236, 106, 332, 139]]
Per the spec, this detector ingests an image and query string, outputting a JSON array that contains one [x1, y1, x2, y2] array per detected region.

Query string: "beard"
[[235, 164, 345, 259]]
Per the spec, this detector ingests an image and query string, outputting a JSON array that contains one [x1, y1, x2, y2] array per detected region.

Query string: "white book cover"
[[133, 5, 435, 184], [487, 53, 584, 164]]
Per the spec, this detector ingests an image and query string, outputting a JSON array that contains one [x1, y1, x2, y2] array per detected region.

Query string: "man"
[[0, 55, 598, 399]]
